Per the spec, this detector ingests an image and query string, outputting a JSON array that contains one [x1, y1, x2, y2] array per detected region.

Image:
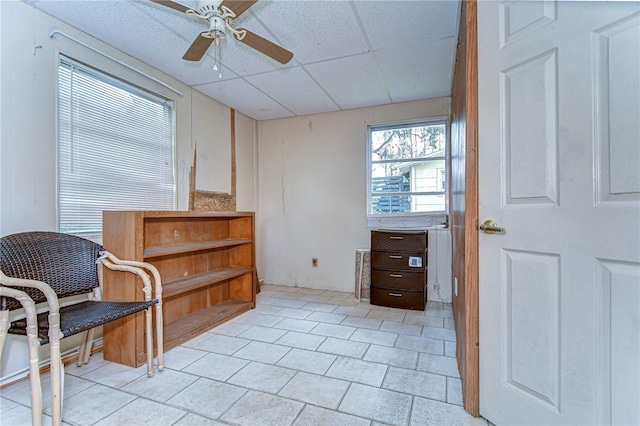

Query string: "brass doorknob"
[[479, 220, 506, 234]]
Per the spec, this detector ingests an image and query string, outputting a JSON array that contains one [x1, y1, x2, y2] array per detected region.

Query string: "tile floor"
[[0, 285, 488, 426]]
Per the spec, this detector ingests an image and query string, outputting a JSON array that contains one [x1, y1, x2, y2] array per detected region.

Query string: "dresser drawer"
[[370, 287, 425, 310], [371, 230, 427, 252], [371, 269, 424, 291], [371, 251, 425, 271]]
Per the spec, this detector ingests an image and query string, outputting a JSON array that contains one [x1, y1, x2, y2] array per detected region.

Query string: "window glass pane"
[[371, 124, 445, 161], [368, 120, 448, 220], [58, 56, 175, 235]]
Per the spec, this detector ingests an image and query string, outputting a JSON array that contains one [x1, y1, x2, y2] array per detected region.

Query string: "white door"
[[478, 1, 640, 425]]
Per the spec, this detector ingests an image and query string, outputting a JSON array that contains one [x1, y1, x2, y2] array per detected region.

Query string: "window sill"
[[367, 213, 447, 229]]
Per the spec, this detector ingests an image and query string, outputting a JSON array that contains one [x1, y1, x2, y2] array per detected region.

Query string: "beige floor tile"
[[0, 397, 19, 413], [350, 328, 398, 347], [310, 323, 356, 339], [271, 298, 308, 309], [293, 404, 371, 426], [410, 397, 488, 426], [1, 404, 63, 426], [300, 294, 332, 303], [322, 290, 354, 299], [380, 320, 423, 336], [275, 331, 327, 351], [121, 368, 198, 402], [272, 307, 313, 320], [228, 362, 296, 394], [279, 372, 350, 409], [333, 306, 371, 318], [301, 302, 339, 313], [94, 396, 186, 425], [207, 321, 252, 337], [50, 383, 135, 425], [317, 337, 370, 358], [417, 353, 460, 378], [395, 334, 444, 355], [342, 316, 383, 330], [363, 345, 418, 369], [276, 348, 336, 375], [444, 340, 457, 357], [167, 378, 247, 418], [194, 333, 251, 355], [221, 390, 304, 426], [3, 372, 94, 409], [182, 352, 249, 381], [64, 352, 112, 377], [366, 309, 406, 323], [273, 318, 320, 333], [275, 292, 306, 300], [173, 412, 227, 425], [306, 311, 347, 324], [339, 383, 412, 426], [424, 308, 454, 319], [444, 318, 456, 330], [79, 361, 147, 389], [420, 325, 456, 341], [162, 346, 207, 370], [233, 312, 284, 327], [233, 341, 291, 364], [404, 312, 445, 328], [382, 366, 447, 401], [253, 304, 284, 315], [447, 376, 463, 406], [328, 297, 361, 307], [238, 325, 288, 343], [325, 357, 387, 387]]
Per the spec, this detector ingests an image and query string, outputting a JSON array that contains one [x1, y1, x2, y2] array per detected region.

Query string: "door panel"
[[478, 2, 640, 425]]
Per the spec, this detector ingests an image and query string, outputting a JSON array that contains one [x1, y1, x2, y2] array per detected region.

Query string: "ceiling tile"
[[375, 37, 456, 103], [245, 66, 339, 116], [354, 0, 460, 51], [252, 0, 370, 64], [304, 53, 391, 111], [194, 78, 294, 120]]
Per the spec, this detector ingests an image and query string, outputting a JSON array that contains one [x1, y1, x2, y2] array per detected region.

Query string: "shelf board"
[[163, 267, 253, 299], [163, 300, 253, 349], [144, 238, 252, 259]]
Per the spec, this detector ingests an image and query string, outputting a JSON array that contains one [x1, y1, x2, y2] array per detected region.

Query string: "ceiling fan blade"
[[183, 34, 214, 61], [220, 1, 258, 18], [149, 0, 190, 14], [236, 30, 293, 64]]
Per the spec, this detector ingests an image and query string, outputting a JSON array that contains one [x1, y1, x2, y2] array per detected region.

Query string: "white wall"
[[257, 98, 452, 295], [0, 0, 255, 382]]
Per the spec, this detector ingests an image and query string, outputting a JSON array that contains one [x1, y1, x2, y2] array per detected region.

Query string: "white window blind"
[[58, 56, 176, 236]]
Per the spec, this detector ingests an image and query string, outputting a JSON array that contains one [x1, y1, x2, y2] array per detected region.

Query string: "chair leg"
[[48, 315, 64, 426], [2, 301, 43, 426], [155, 303, 164, 371], [77, 330, 89, 367], [82, 328, 95, 365], [145, 306, 154, 377]]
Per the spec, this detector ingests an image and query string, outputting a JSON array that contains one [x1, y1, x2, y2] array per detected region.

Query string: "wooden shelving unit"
[[102, 211, 256, 368]]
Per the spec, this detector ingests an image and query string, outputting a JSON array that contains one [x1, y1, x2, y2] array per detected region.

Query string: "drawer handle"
[[389, 292, 402, 297], [390, 236, 404, 240], [389, 273, 403, 278], [389, 255, 403, 259]]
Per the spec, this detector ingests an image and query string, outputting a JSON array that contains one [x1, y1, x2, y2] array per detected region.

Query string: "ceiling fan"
[[150, 0, 293, 66]]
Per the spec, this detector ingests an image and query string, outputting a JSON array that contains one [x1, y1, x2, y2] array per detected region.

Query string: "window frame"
[[56, 55, 177, 239], [366, 117, 450, 229]]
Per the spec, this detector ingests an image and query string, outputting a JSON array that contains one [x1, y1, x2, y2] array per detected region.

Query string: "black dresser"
[[370, 230, 427, 310]]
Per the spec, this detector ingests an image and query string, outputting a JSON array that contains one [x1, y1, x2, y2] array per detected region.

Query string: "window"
[[367, 119, 448, 228], [58, 56, 176, 236]]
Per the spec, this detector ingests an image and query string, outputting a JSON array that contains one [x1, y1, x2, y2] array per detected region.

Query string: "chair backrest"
[[0, 232, 104, 311]]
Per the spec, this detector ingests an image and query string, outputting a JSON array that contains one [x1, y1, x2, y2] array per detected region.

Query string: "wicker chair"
[[0, 231, 164, 426]]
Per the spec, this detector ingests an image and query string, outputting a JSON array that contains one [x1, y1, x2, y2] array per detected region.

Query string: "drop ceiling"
[[26, 0, 461, 120]]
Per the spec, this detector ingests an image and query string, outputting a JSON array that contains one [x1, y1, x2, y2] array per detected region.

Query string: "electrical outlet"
[[312, 258, 318, 267]]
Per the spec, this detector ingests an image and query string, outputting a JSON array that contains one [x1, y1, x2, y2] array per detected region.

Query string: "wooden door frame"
[[451, 0, 479, 416]]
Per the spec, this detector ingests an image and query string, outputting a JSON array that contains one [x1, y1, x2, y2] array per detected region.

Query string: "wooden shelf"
[[102, 211, 256, 368], [163, 300, 253, 349], [144, 238, 252, 259], [163, 267, 253, 299]]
